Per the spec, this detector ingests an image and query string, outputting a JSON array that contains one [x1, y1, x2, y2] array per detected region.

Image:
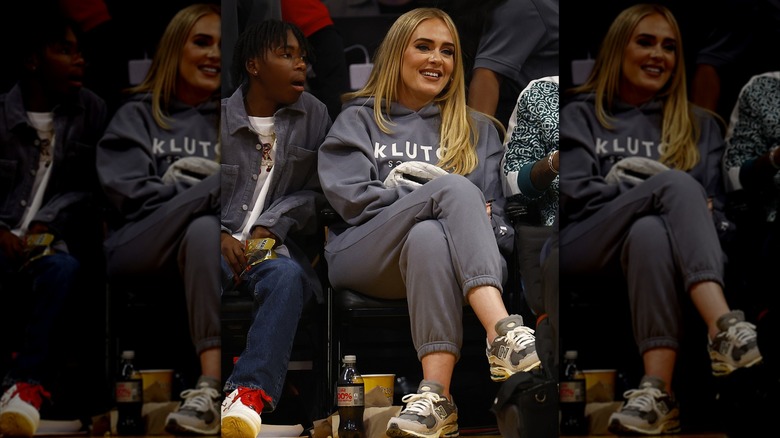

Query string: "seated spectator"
[[723, 70, 780, 354], [559, 4, 761, 435], [218, 19, 331, 438], [318, 8, 540, 437], [501, 75, 559, 372], [0, 8, 107, 438], [96, 4, 222, 435]]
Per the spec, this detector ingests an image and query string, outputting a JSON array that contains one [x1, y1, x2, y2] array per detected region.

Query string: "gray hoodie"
[[560, 93, 732, 239], [97, 93, 219, 225], [319, 97, 513, 255]]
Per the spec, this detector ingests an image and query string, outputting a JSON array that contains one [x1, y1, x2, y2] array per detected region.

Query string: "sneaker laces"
[[722, 321, 757, 347], [179, 386, 220, 412], [502, 325, 536, 351], [232, 387, 272, 413], [621, 386, 663, 413], [400, 392, 445, 415], [8, 383, 51, 410]]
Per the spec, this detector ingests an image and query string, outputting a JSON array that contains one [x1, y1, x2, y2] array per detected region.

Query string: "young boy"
[[218, 19, 331, 438], [0, 9, 107, 438]]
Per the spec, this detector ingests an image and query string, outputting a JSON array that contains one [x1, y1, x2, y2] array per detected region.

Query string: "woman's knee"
[[407, 220, 446, 243], [624, 216, 673, 265], [655, 169, 706, 198], [186, 215, 219, 239], [434, 173, 481, 195], [627, 216, 668, 244]]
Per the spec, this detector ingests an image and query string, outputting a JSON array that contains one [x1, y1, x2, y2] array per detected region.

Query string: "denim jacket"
[[220, 86, 331, 299], [0, 83, 107, 239]]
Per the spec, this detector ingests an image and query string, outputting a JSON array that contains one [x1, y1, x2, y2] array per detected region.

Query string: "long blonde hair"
[[570, 3, 700, 170], [128, 3, 221, 129], [343, 7, 479, 175]]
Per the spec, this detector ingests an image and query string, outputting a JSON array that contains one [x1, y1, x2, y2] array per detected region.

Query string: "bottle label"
[[559, 380, 585, 403], [116, 380, 143, 403], [336, 383, 364, 407]]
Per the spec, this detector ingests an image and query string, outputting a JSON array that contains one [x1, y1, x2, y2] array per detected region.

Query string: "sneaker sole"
[[608, 417, 681, 435], [165, 417, 221, 435], [221, 416, 260, 438], [489, 360, 542, 382], [0, 412, 37, 438], [386, 422, 459, 438], [710, 353, 763, 376]]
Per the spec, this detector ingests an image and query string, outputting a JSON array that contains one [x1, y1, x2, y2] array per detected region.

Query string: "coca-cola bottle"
[[336, 355, 365, 438], [559, 350, 587, 435], [116, 350, 144, 435]]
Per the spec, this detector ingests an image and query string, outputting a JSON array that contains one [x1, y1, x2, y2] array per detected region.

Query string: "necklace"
[[259, 132, 275, 173]]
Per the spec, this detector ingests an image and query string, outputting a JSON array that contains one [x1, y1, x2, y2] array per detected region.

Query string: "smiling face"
[[176, 12, 221, 106], [619, 13, 677, 105], [397, 18, 455, 111], [247, 29, 308, 116]]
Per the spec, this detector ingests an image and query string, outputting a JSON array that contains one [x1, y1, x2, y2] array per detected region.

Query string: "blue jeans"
[[1, 252, 79, 388], [221, 256, 311, 412]]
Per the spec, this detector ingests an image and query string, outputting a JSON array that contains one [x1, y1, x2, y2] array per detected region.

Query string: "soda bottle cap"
[[121, 350, 136, 360], [343, 355, 356, 363], [564, 350, 578, 360]]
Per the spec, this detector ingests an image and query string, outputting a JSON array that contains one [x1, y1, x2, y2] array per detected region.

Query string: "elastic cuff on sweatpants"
[[638, 336, 679, 355], [416, 341, 461, 362], [195, 336, 221, 355]]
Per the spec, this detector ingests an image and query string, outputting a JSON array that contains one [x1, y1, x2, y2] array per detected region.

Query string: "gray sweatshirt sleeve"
[[559, 101, 622, 226], [97, 102, 179, 222], [697, 111, 734, 239], [472, 114, 515, 256], [318, 110, 415, 226]]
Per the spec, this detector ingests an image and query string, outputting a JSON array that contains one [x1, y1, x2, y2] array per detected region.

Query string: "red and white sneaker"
[[0, 382, 51, 438], [221, 387, 269, 438]]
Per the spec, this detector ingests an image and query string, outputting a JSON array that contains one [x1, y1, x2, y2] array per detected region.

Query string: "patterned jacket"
[[502, 76, 559, 227]]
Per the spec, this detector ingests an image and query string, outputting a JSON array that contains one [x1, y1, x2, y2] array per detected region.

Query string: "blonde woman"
[[559, 4, 761, 435], [318, 8, 539, 437], [96, 3, 222, 435]]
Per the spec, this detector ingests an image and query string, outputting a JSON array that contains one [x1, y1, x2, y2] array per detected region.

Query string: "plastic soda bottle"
[[559, 350, 588, 435], [116, 350, 144, 435], [336, 355, 365, 438]]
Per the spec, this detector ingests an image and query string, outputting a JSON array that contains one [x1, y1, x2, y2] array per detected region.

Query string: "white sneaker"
[[486, 315, 541, 381], [221, 388, 264, 438], [165, 379, 221, 435], [386, 380, 458, 438], [0, 383, 50, 438], [608, 376, 680, 435], [708, 310, 763, 376]]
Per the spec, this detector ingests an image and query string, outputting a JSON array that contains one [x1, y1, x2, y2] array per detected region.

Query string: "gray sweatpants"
[[104, 174, 221, 354], [560, 170, 724, 353], [325, 174, 506, 361]]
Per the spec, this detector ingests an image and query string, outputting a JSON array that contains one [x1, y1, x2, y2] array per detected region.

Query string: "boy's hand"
[[0, 228, 24, 265], [221, 232, 246, 278], [250, 226, 278, 244]]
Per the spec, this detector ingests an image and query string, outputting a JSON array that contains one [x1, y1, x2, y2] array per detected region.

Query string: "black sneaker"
[[608, 376, 680, 435], [386, 380, 458, 438]]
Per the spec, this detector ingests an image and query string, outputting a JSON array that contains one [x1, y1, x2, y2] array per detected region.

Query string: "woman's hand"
[[221, 232, 246, 278]]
